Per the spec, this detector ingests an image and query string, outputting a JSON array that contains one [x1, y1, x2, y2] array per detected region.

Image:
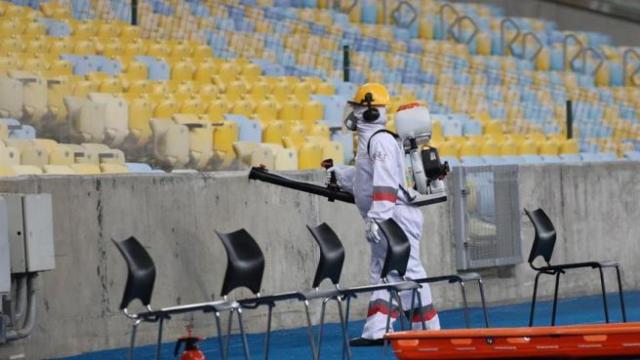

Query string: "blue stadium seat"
[[135, 56, 169, 80], [461, 156, 486, 166], [500, 156, 523, 165], [60, 55, 100, 76], [0, 118, 36, 139], [481, 156, 505, 165], [38, 18, 72, 37], [126, 162, 153, 172], [624, 151, 640, 161], [520, 155, 545, 163], [312, 95, 344, 128], [225, 114, 261, 143], [330, 131, 354, 165], [541, 155, 563, 163], [441, 156, 459, 168], [580, 152, 617, 162], [559, 154, 581, 162], [332, 81, 357, 97]]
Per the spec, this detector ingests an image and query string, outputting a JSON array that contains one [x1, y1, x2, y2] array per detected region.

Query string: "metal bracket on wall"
[[570, 47, 604, 76], [500, 18, 521, 57], [563, 33, 585, 71], [390, 0, 417, 29], [623, 48, 640, 86], [439, 3, 459, 41], [447, 15, 479, 45]]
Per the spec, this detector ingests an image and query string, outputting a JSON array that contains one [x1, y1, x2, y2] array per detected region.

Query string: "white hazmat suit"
[[333, 106, 441, 340]]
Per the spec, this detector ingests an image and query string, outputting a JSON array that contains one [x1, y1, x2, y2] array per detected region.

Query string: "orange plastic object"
[[386, 323, 640, 359]]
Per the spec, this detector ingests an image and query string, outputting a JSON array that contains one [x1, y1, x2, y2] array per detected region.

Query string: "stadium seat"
[[42, 165, 75, 175], [126, 162, 154, 173], [6, 139, 48, 166], [64, 96, 106, 143], [87, 92, 129, 146], [0, 76, 24, 119], [172, 114, 214, 169], [298, 142, 323, 170], [150, 118, 189, 168], [126, 96, 154, 147]]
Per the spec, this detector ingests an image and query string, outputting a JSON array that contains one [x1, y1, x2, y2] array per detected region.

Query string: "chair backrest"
[[524, 208, 556, 266], [113, 236, 156, 310], [216, 229, 265, 297], [377, 218, 411, 279], [306, 223, 345, 288]]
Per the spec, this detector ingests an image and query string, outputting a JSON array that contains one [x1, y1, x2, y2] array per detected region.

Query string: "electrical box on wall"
[[1, 193, 55, 273]]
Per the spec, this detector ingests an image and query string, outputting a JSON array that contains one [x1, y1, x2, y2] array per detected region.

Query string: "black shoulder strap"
[[367, 129, 399, 156]]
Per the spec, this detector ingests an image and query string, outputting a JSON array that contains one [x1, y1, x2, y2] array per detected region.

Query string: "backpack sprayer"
[[248, 103, 448, 207]]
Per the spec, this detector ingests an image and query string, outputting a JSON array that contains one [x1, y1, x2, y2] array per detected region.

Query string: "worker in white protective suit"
[[327, 83, 441, 346]]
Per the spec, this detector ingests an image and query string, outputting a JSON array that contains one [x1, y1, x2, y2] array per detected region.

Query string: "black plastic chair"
[[525, 208, 627, 326], [113, 237, 228, 360], [318, 218, 425, 354], [216, 228, 350, 360]]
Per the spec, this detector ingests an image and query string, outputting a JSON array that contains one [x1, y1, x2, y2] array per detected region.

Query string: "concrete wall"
[[0, 162, 639, 358], [455, 0, 640, 46]]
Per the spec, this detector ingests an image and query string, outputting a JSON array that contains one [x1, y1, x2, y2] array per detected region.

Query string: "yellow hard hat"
[[350, 83, 390, 107]]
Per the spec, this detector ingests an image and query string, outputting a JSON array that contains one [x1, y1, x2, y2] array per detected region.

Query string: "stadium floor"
[[60, 291, 638, 360]]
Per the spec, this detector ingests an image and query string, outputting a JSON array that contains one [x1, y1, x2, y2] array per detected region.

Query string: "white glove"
[[365, 219, 382, 243], [325, 166, 336, 186]]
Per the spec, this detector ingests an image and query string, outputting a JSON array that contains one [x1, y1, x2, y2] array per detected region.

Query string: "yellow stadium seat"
[[100, 163, 129, 174], [249, 143, 277, 169], [293, 82, 312, 102], [539, 139, 560, 156], [230, 99, 254, 118], [119, 25, 140, 42], [431, 120, 444, 143], [42, 165, 75, 175], [150, 118, 189, 168], [274, 146, 297, 170], [0, 56, 18, 76], [127, 96, 154, 147], [560, 138, 579, 154], [0, 75, 24, 118], [34, 139, 74, 165], [10, 165, 43, 175], [179, 96, 205, 114], [213, 120, 239, 157], [232, 141, 257, 165], [98, 77, 125, 93], [87, 93, 129, 146], [66, 144, 97, 164], [153, 96, 179, 118], [72, 39, 96, 56], [484, 120, 504, 140], [146, 41, 170, 58], [298, 142, 323, 170], [70, 163, 101, 174], [47, 59, 74, 77], [262, 121, 285, 144], [194, 61, 216, 84], [198, 84, 219, 102], [206, 99, 229, 122], [240, 63, 261, 82], [172, 114, 214, 169], [24, 39, 47, 57], [225, 80, 248, 102], [459, 139, 481, 157], [6, 139, 48, 166], [249, 81, 270, 102], [0, 145, 19, 167], [70, 79, 98, 97], [103, 40, 123, 58], [47, 77, 71, 124], [307, 122, 330, 139], [302, 100, 324, 123], [64, 96, 105, 142], [218, 63, 239, 83], [0, 35, 23, 54], [315, 82, 335, 96], [279, 99, 302, 122], [255, 99, 278, 124], [317, 139, 344, 165], [272, 81, 290, 103], [479, 139, 501, 156], [192, 44, 213, 62], [518, 139, 539, 155], [9, 70, 48, 124], [499, 139, 519, 156], [171, 60, 195, 82]]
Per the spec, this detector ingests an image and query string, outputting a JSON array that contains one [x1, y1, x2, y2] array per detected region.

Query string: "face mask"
[[344, 111, 358, 131]]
